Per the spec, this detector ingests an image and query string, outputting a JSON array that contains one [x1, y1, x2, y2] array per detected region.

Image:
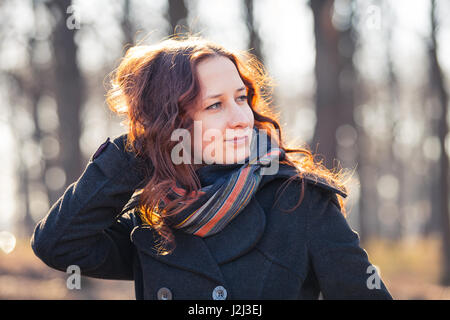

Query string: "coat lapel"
[[130, 225, 225, 284], [202, 197, 266, 265]]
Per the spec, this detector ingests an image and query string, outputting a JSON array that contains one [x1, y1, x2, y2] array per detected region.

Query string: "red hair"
[[106, 34, 349, 254]]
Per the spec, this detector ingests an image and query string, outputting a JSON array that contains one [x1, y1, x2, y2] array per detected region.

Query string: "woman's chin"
[[223, 150, 250, 164]]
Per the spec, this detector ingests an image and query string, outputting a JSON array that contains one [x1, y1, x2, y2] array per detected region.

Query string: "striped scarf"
[[125, 129, 285, 238]]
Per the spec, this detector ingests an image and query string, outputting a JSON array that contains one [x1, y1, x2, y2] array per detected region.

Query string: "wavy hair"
[[106, 34, 350, 254]]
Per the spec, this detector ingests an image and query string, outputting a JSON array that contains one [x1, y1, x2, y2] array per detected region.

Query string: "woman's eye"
[[206, 102, 221, 110], [238, 95, 248, 102]]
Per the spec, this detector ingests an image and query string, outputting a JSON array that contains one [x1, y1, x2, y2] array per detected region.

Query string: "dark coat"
[[31, 134, 393, 300]]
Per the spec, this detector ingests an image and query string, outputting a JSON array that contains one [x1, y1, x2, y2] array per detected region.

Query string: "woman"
[[31, 35, 392, 300]]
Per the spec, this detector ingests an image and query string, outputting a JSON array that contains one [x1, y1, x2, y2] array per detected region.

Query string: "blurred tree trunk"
[[310, 0, 360, 234], [121, 0, 136, 49], [386, 43, 405, 241], [428, 0, 450, 286], [310, 0, 340, 170], [385, 2, 404, 241], [46, 0, 84, 186], [310, 0, 356, 171], [3, 0, 57, 236], [244, 0, 263, 62], [30, 0, 60, 206], [7, 53, 44, 237], [6, 81, 34, 237], [167, 0, 188, 34]]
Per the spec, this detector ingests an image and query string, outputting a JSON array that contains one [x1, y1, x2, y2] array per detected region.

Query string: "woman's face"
[[189, 56, 254, 165]]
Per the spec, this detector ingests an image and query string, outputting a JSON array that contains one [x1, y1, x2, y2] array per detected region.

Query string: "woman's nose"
[[227, 102, 250, 128]]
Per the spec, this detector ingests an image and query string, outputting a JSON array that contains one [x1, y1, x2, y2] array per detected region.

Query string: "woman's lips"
[[225, 136, 248, 145]]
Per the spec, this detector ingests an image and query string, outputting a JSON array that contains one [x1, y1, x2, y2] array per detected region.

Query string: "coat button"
[[157, 287, 172, 300], [212, 286, 227, 300]]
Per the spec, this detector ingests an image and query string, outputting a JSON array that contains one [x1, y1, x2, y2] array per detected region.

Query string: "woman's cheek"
[[193, 128, 224, 164], [246, 105, 255, 126]]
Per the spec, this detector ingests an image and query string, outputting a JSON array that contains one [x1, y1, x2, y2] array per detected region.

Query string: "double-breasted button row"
[[156, 286, 227, 300]]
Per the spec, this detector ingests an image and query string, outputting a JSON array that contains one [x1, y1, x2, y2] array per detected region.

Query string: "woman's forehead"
[[196, 56, 245, 96]]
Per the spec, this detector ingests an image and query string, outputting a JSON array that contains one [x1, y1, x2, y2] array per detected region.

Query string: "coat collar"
[[259, 163, 348, 198]]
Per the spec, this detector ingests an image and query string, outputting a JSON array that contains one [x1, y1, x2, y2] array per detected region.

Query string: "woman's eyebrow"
[[204, 87, 246, 100], [205, 93, 221, 100]]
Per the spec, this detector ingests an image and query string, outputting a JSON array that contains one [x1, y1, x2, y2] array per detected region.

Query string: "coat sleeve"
[[306, 187, 393, 300], [30, 134, 148, 280]]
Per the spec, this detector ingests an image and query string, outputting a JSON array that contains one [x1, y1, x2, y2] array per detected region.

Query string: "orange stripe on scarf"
[[194, 166, 251, 237]]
